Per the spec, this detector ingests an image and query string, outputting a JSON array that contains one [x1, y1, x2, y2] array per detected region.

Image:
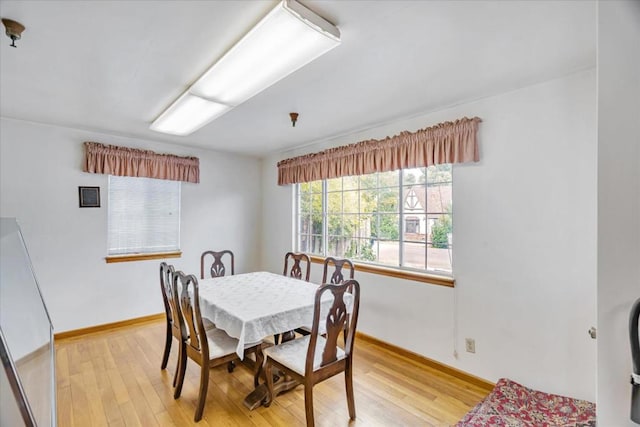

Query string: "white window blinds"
[[107, 175, 181, 255]]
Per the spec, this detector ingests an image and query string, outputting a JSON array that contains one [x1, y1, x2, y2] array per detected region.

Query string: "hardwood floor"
[[55, 320, 489, 427]]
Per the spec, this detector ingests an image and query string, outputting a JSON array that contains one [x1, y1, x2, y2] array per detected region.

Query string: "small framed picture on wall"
[[78, 186, 100, 208]]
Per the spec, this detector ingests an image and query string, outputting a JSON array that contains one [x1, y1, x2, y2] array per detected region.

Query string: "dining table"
[[197, 270, 351, 409]]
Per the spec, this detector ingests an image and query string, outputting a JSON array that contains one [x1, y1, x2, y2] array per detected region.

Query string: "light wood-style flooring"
[[55, 320, 489, 427]]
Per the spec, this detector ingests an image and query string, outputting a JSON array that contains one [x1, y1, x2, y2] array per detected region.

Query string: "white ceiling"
[[0, 0, 596, 157]]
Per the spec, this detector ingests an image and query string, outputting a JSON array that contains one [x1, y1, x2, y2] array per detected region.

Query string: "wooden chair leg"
[[161, 323, 172, 370], [194, 364, 210, 422], [304, 385, 315, 427], [173, 342, 187, 399], [172, 338, 183, 388], [345, 362, 356, 420], [172, 350, 180, 387], [264, 362, 274, 407]]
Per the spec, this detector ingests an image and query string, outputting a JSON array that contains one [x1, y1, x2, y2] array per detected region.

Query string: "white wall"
[[0, 118, 262, 333], [597, 1, 640, 425], [261, 69, 598, 401]]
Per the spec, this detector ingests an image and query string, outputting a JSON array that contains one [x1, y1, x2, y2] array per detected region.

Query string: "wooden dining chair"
[[264, 279, 361, 427], [172, 271, 263, 422], [283, 252, 311, 281], [200, 249, 234, 279], [161, 263, 218, 384], [295, 257, 356, 339], [274, 252, 312, 345], [200, 249, 241, 373], [159, 262, 183, 387]]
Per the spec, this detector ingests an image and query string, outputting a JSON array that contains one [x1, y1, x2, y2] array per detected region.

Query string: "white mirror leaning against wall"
[[0, 218, 56, 427]]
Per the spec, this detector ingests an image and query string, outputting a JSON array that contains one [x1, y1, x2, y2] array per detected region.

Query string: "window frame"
[[294, 167, 454, 287]]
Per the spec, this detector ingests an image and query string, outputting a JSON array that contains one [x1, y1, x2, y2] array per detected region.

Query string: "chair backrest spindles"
[[283, 252, 311, 281], [160, 262, 180, 325], [174, 272, 209, 359], [322, 257, 355, 284], [200, 250, 235, 279]]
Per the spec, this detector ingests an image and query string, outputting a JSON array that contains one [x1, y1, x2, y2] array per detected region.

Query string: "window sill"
[[308, 255, 454, 287], [105, 251, 182, 264]]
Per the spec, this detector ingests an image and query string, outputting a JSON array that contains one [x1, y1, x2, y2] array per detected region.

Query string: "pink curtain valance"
[[277, 116, 481, 185], [83, 141, 199, 183]]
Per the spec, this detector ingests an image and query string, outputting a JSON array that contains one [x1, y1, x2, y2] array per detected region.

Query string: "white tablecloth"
[[198, 271, 350, 358]]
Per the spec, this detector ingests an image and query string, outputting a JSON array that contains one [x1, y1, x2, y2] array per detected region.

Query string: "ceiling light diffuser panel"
[[151, 0, 341, 136], [150, 93, 232, 136]]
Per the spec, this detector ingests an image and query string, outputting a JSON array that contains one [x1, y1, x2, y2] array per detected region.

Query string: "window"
[[107, 175, 181, 256], [405, 217, 420, 234], [296, 165, 452, 275]]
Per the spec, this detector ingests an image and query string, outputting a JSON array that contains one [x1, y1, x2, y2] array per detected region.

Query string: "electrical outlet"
[[465, 338, 476, 353]]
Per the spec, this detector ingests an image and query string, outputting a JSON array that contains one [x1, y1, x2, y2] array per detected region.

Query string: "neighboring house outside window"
[[107, 175, 181, 256], [296, 164, 452, 275]]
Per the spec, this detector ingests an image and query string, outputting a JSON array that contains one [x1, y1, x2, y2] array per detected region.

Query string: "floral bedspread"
[[456, 378, 596, 427]]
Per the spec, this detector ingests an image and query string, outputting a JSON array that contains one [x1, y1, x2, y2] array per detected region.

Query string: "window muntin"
[[107, 176, 181, 255], [296, 165, 452, 275]]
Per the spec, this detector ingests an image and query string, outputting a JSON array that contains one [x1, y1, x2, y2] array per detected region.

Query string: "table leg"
[[243, 331, 300, 410]]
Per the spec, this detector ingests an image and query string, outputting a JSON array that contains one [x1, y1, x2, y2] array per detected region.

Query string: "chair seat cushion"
[[205, 327, 240, 359], [263, 335, 345, 376], [205, 327, 261, 360], [176, 318, 215, 341]]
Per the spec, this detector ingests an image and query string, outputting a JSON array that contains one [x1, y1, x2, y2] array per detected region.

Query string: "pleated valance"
[[277, 116, 481, 185], [83, 141, 199, 183]]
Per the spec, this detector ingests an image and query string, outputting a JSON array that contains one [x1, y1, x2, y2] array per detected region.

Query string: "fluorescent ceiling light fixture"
[[191, 0, 340, 105], [150, 0, 340, 136], [150, 93, 231, 136]]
